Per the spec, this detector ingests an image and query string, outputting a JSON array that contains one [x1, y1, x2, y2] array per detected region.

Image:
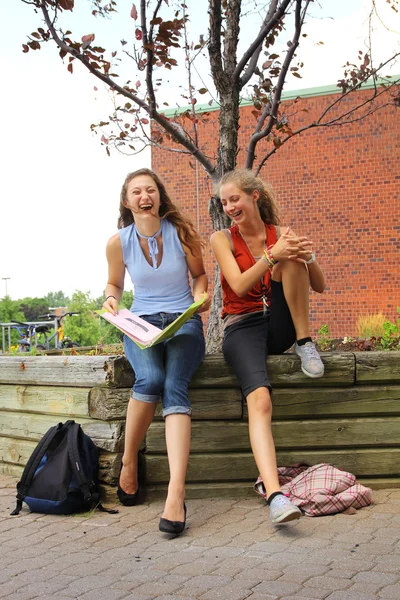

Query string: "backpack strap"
[[67, 423, 118, 514], [10, 420, 75, 516], [67, 422, 92, 501]]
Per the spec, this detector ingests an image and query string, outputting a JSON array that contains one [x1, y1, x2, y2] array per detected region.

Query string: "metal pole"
[[1, 277, 10, 297]]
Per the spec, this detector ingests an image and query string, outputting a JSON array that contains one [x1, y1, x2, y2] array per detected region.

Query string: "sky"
[[1, 0, 399, 302]]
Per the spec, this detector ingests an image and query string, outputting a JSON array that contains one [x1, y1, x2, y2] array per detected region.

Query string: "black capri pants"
[[222, 280, 296, 398]]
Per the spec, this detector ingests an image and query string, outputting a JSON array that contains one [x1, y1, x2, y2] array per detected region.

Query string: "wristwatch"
[[306, 253, 316, 265]]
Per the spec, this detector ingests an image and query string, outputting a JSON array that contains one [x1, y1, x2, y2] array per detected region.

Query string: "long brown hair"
[[217, 169, 280, 225], [118, 168, 203, 256]]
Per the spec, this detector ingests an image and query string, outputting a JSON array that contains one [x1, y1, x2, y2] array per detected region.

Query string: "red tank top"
[[221, 223, 277, 318]]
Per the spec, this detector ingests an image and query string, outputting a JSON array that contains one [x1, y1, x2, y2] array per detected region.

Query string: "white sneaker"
[[269, 495, 302, 524], [294, 341, 324, 378]]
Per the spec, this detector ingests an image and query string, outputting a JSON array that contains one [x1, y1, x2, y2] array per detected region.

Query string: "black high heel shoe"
[[117, 465, 139, 506], [159, 503, 187, 535]]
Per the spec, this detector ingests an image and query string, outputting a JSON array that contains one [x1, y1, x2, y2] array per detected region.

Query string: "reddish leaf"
[[101, 134, 109, 144], [22, 44, 29, 53], [130, 4, 137, 20], [262, 60, 273, 69], [58, 0, 74, 10], [82, 33, 95, 44], [67, 62, 73, 74], [135, 28, 143, 41], [31, 32, 41, 39], [141, 118, 149, 124], [28, 41, 41, 50], [273, 137, 282, 148], [59, 48, 67, 59], [94, 86, 98, 91]]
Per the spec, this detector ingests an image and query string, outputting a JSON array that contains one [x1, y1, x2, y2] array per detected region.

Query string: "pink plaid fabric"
[[254, 463, 372, 517]]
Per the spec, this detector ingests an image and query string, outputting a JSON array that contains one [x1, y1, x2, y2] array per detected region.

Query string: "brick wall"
[[152, 86, 400, 337]]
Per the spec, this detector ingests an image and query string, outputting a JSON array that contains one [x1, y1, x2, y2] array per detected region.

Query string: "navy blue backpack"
[[11, 420, 117, 516]]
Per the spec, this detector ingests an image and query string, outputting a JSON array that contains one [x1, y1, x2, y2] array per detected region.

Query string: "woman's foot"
[[269, 495, 302, 524], [161, 493, 186, 523], [159, 502, 187, 535], [117, 462, 139, 506]]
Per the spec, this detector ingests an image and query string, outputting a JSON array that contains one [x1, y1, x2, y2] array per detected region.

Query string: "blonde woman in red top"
[[211, 169, 325, 524]]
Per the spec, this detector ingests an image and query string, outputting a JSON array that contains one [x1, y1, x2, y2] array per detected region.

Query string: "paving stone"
[[199, 582, 253, 600], [251, 580, 303, 596], [378, 583, 400, 598], [306, 575, 353, 592], [172, 575, 232, 596], [132, 574, 192, 597], [324, 592, 377, 600], [233, 567, 282, 582], [78, 591, 129, 600], [354, 571, 399, 585]]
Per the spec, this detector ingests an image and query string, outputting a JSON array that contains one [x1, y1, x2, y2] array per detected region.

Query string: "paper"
[[96, 295, 205, 349]]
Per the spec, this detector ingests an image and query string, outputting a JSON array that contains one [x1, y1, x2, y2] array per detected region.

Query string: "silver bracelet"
[[306, 253, 316, 265]]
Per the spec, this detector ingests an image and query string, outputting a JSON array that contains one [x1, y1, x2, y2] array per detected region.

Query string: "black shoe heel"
[[159, 503, 187, 535], [117, 464, 139, 506]]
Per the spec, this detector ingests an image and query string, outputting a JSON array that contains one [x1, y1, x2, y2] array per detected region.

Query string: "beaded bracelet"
[[263, 249, 276, 269]]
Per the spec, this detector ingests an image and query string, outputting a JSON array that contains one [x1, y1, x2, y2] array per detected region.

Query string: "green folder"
[[96, 295, 206, 349]]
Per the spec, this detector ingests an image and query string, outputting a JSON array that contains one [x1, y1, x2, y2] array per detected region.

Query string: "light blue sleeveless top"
[[119, 219, 194, 316]]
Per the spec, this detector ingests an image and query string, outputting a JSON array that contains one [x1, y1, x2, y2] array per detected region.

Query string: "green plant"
[[380, 308, 400, 350], [356, 312, 387, 339], [317, 324, 332, 351]]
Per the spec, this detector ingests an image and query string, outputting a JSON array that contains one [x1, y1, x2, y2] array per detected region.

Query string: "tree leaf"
[[67, 62, 73, 74], [82, 33, 95, 44], [130, 4, 138, 20], [135, 28, 143, 41]]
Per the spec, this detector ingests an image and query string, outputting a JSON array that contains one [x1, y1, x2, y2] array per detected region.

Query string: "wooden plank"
[[355, 352, 400, 384], [89, 387, 243, 421], [0, 356, 133, 388], [145, 477, 400, 499], [0, 412, 125, 452], [146, 418, 400, 454], [247, 386, 400, 419], [190, 353, 355, 388], [0, 352, 357, 389], [145, 448, 400, 483], [0, 385, 90, 417]]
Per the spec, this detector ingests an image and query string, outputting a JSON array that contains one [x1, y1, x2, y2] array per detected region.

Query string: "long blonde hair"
[[217, 169, 280, 225], [119, 168, 204, 256]]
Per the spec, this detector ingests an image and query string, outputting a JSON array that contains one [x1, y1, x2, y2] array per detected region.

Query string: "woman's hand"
[[195, 291, 211, 313], [102, 296, 119, 316], [271, 226, 313, 262]]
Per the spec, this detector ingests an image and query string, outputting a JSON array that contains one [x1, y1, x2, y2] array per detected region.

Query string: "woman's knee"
[[247, 388, 273, 418], [134, 368, 165, 396]]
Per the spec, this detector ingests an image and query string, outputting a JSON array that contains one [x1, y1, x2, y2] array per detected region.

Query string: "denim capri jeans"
[[123, 312, 205, 418]]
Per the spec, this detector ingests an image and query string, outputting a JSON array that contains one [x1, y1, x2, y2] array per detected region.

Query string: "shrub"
[[356, 312, 387, 339]]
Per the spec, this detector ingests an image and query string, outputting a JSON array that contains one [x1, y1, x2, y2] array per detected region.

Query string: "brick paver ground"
[[0, 474, 399, 600]]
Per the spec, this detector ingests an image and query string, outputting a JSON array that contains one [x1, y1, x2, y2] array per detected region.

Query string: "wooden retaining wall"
[[0, 352, 399, 501]]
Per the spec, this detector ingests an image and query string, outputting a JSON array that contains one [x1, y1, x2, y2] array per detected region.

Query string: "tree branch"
[[239, 0, 279, 88], [234, 0, 292, 84], [255, 82, 399, 174], [208, 0, 226, 95], [246, 0, 308, 168], [39, 0, 216, 176]]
